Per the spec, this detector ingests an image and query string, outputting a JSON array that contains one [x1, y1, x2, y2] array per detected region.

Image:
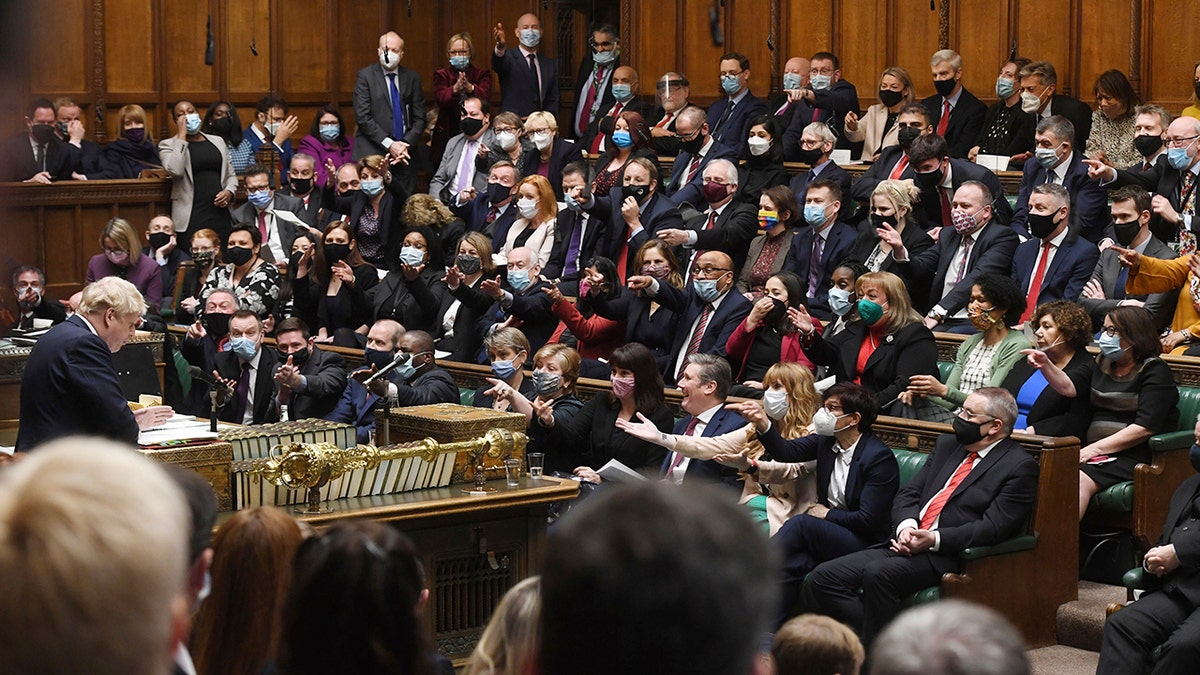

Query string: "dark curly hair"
[[973, 274, 1026, 326], [1032, 300, 1093, 351]]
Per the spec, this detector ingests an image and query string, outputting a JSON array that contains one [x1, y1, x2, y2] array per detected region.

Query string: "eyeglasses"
[[492, 126, 518, 134], [675, 127, 702, 141], [822, 403, 844, 413], [656, 79, 688, 90], [691, 267, 731, 279], [720, 70, 744, 78], [1100, 326, 1123, 337], [1165, 136, 1199, 148], [799, 139, 825, 148], [959, 408, 995, 422]]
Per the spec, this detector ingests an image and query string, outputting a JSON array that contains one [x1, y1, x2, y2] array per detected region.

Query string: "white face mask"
[[379, 49, 397, 70], [762, 389, 789, 420], [496, 131, 518, 151], [531, 131, 553, 151], [517, 197, 539, 219], [1020, 90, 1043, 114], [812, 407, 851, 436], [747, 136, 771, 157]]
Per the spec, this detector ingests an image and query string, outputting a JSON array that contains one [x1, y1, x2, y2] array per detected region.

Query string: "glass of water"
[[527, 452, 545, 479], [504, 458, 522, 487]]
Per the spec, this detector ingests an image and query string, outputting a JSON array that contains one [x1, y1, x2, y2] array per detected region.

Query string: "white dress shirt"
[[665, 403, 722, 484]]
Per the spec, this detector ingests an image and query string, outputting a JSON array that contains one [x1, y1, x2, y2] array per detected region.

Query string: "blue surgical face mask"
[[782, 73, 803, 90], [563, 193, 582, 212], [1035, 144, 1063, 169], [1168, 142, 1195, 170], [611, 129, 633, 148], [393, 351, 429, 382], [1098, 332, 1126, 360], [449, 55, 470, 70], [519, 28, 541, 48], [185, 113, 202, 135], [720, 75, 741, 96], [995, 76, 1016, 99], [694, 278, 722, 302], [319, 124, 340, 141], [230, 336, 258, 361], [361, 178, 384, 196], [247, 189, 271, 209], [828, 287, 854, 316], [593, 49, 616, 66], [804, 203, 828, 226], [491, 356, 522, 380], [508, 268, 532, 292], [810, 74, 832, 92], [399, 246, 426, 267], [611, 83, 634, 102]]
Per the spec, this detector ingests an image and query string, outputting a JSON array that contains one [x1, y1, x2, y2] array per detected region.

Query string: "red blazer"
[[550, 298, 626, 360], [725, 315, 822, 380]]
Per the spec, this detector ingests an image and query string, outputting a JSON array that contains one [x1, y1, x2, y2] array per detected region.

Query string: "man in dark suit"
[[572, 23, 619, 140], [1018, 61, 1093, 150], [1011, 184, 1100, 322], [887, 180, 1020, 326], [666, 105, 739, 209], [809, 387, 1039, 648], [326, 319, 405, 443], [545, 162, 608, 284], [765, 56, 812, 123], [1085, 116, 1200, 250], [272, 318, 347, 421], [575, 157, 684, 282], [179, 288, 237, 415], [357, 329, 459, 407], [630, 250, 752, 382], [476, 247, 558, 353], [849, 104, 933, 204], [141, 215, 191, 314], [782, 52, 859, 150], [1011, 115, 1110, 242], [16, 277, 168, 451], [647, 73, 693, 155], [580, 66, 651, 154], [242, 95, 299, 182], [491, 14, 559, 117], [920, 50, 987, 159], [744, 382, 900, 624], [0, 97, 78, 182], [428, 95, 495, 203], [229, 164, 306, 264], [54, 97, 115, 179], [1097, 421, 1200, 674], [353, 31, 426, 193], [212, 310, 280, 425], [277, 152, 321, 228], [1080, 186, 1179, 331], [705, 51, 767, 149], [907, 133, 1012, 232], [657, 158, 757, 278], [449, 160, 519, 240], [787, 122, 854, 222], [9, 265, 66, 331], [661, 354, 747, 494], [782, 179, 857, 320]]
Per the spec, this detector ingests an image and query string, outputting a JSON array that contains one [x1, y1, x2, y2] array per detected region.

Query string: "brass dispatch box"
[[140, 441, 234, 511], [378, 403, 527, 483]]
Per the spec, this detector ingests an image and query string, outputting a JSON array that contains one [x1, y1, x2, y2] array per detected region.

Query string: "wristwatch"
[[746, 460, 759, 476]]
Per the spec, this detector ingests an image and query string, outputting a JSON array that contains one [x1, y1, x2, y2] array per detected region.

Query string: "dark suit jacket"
[[320, 177, 410, 270], [550, 395, 673, 472], [517, 137, 584, 198], [276, 187, 321, 228], [898, 221, 1020, 315], [666, 405, 746, 494], [974, 101, 1037, 156], [653, 284, 752, 379], [280, 347, 347, 421], [1, 132, 77, 181], [492, 48, 560, 117], [807, 321, 940, 408], [1011, 151, 1110, 242], [667, 140, 740, 208], [849, 145, 913, 203], [850, 220, 935, 284], [543, 207, 610, 281], [758, 427, 901, 543], [782, 79, 860, 150], [71, 138, 119, 179], [916, 158, 1013, 230], [892, 434, 1039, 558], [325, 377, 381, 444], [477, 280, 559, 353], [449, 198, 518, 246], [1109, 155, 1200, 246], [1079, 235, 1179, 330], [368, 270, 441, 333], [706, 93, 768, 148], [586, 190, 684, 276], [353, 62, 425, 192], [921, 87, 988, 159], [15, 315, 139, 451], [1047, 95, 1094, 150], [388, 364, 460, 407], [1153, 472, 1200, 606], [433, 279, 494, 363], [782, 220, 857, 318], [1011, 231, 1099, 307], [789, 160, 855, 223], [1001, 349, 1094, 440], [214, 348, 281, 425], [592, 287, 681, 372], [229, 194, 305, 264], [572, 54, 616, 138], [679, 200, 759, 277]]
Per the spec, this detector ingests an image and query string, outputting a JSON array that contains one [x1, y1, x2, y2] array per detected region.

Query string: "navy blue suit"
[[679, 201, 759, 278], [1011, 231, 1100, 308], [914, 158, 1013, 231], [325, 376, 381, 444], [782, 220, 857, 319], [788, 161, 855, 222], [448, 198, 518, 246], [586, 189, 684, 276], [543, 207, 609, 282], [706, 93, 767, 148], [781, 79, 860, 151], [1011, 152, 1110, 243], [492, 48, 559, 117], [16, 315, 139, 451], [759, 426, 900, 620], [897, 221, 1020, 315], [667, 141, 739, 209], [662, 405, 747, 494], [653, 283, 752, 381], [592, 287, 680, 372], [850, 146, 913, 204], [476, 280, 559, 354]]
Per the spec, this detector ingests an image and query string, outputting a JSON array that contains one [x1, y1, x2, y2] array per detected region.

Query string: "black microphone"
[[383, 49, 391, 67], [189, 366, 233, 394], [363, 351, 408, 385]]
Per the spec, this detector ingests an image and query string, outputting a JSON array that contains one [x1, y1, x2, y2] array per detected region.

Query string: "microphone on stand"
[[363, 351, 409, 386]]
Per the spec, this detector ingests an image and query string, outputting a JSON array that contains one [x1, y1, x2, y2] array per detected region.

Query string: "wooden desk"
[[219, 476, 579, 663]]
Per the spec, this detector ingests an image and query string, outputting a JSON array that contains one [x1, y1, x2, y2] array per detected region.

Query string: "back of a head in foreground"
[[540, 482, 776, 675], [869, 600, 1030, 675], [773, 614, 864, 675], [465, 576, 542, 675], [0, 437, 189, 675]]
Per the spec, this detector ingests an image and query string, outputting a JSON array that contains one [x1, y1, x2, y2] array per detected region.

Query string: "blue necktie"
[[387, 73, 405, 141], [1114, 266, 1129, 300]]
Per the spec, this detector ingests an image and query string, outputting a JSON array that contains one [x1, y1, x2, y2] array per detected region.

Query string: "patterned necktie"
[[920, 452, 979, 529], [685, 156, 702, 185], [680, 304, 714, 381], [578, 66, 605, 135], [1181, 171, 1197, 255], [954, 237, 974, 283], [687, 211, 718, 278], [808, 231, 824, 298], [387, 73, 405, 141]]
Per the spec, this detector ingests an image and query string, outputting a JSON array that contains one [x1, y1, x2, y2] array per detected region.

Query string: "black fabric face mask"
[[897, 126, 922, 149], [952, 415, 987, 446], [625, 184, 651, 203], [1133, 134, 1163, 158], [148, 232, 171, 250]]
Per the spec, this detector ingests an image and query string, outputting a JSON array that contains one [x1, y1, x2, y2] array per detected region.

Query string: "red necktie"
[[655, 111, 674, 129], [679, 304, 714, 381], [578, 66, 605, 136], [1021, 241, 1053, 323], [665, 417, 700, 480], [937, 100, 951, 137], [920, 451, 979, 529], [257, 211, 268, 244], [940, 187, 953, 230], [685, 156, 702, 185], [889, 155, 909, 180]]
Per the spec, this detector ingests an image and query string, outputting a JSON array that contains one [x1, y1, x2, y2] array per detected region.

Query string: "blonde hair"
[[773, 614, 864, 675], [447, 32, 474, 56], [515, 174, 558, 224], [402, 193, 456, 228], [746, 363, 819, 459], [465, 576, 541, 675], [483, 327, 530, 358], [459, 231, 496, 276], [871, 179, 922, 229], [357, 154, 389, 179], [877, 67, 916, 105], [534, 343, 581, 395], [100, 216, 143, 264], [857, 271, 922, 333], [524, 110, 559, 134], [78, 276, 146, 319], [0, 438, 189, 675]]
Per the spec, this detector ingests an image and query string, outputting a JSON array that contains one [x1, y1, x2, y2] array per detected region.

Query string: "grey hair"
[[686, 353, 732, 400], [930, 49, 963, 70], [1030, 182, 1070, 210], [1036, 115, 1075, 146], [1133, 104, 1173, 131], [803, 122, 837, 145], [705, 158, 739, 186], [973, 387, 1019, 435], [870, 600, 1029, 675]]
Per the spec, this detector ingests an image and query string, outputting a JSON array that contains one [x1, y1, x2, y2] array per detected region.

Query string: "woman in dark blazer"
[[292, 221, 379, 348], [791, 271, 939, 413], [591, 240, 683, 373], [851, 180, 935, 276], [1001, 300, 1095, 439], [320, 155, 409, 271], [433, 231, 495, 363], [518, 111, 584, 199], [367, 226, 442, 334]]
